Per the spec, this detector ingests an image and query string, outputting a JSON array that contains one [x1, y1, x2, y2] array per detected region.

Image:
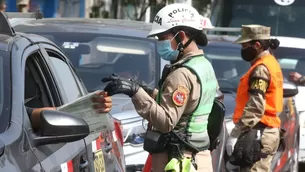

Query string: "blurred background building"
[[4, 0, 212, 22]]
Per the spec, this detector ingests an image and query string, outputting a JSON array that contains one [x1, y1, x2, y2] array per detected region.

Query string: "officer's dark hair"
[[156, 26, 208, 48], [171, 26, 200, 38], [250, 39, 280, 50], [170, 26, 208, 47]]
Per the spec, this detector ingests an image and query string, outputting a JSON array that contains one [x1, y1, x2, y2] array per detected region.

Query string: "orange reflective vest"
[[233, 53, 283, 128]]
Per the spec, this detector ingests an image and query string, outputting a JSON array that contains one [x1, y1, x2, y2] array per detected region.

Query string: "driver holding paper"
[[26, 91, 112, 131]]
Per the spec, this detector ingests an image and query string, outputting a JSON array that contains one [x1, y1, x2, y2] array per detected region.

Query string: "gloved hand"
[[226, 161, 240, 172], [226, 135, 238, 156], [102, 73, 153, 95], [130, 78, 154, 96], [226, 126, 242, 156], [102, 73, 140, 97]]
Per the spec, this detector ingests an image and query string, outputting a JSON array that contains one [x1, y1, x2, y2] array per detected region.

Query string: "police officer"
[[17, 0, 29, 12], [226, 25, 283, 172], [102, 3, 217, 172], [0, 1, 6, 12]]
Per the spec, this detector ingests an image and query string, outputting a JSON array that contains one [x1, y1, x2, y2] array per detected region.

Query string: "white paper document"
[[57, 90, 114, 134]]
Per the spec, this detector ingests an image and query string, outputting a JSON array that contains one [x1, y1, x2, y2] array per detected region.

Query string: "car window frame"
[[38, 43, 87, 104], [24, 52, 55, 108], [20, 44, 59, 116], [0, 51, 11, 133]]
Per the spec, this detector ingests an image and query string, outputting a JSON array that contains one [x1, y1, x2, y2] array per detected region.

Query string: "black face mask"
[[241, 47, 258, 62]]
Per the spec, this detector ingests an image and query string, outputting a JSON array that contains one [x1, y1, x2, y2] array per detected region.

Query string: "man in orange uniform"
[[226, 25, 283, 172]]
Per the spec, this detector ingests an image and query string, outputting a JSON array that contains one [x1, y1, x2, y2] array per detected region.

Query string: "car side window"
[[24, 52, 53, 108], [46, 50, 83, 103]]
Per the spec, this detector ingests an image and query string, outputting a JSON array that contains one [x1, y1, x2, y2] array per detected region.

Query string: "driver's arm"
[[26, 91, 112, 131], [235, 64, 270, 132], [26, 107, 57, 130], [297, 75, 305, 85]]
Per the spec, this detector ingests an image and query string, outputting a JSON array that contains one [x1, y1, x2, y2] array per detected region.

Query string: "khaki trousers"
[[240, 127, 280, 172]]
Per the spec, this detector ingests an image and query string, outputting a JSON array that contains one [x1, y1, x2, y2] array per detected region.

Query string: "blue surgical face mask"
[[157, 34, 179, 61]]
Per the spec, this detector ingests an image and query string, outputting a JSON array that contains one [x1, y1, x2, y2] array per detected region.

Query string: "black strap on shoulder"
[[158, 64, 172, 89], [159, 54, 204, 85], [170, 131, 199, 153], [173, 54, 204, 68], [169, 131, 199, 170]]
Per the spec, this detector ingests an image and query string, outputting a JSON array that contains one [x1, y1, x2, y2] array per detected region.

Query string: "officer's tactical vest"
[[157, 55, 218, 150]]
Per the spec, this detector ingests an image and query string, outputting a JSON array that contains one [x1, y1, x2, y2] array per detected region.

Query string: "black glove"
[[130, 79, 154, 96], [102, 73, 140, 97]]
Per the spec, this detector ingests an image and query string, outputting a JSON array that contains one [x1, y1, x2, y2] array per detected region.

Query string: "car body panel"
[[0, 35, 88, 172]]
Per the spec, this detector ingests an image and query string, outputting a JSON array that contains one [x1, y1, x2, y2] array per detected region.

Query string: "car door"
[[272, 97, 296, 170], [39, 43, 126, 172], [281, 97, 298, 167], [0, 43, 43, 172], [21, 44, 89, 172]]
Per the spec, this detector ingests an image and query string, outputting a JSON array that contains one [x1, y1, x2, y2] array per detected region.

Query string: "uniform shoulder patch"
[[172, 85, 190, 107], [249, 78, 268, 93]]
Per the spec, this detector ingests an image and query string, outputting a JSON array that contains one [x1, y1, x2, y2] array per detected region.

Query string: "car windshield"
[[20, 32, 157, 92], [203, 45, 305, 89], [274, 47, 305, 80], [203, 45, 250, 92]]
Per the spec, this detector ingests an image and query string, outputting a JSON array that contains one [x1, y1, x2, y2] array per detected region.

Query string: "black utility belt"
[[143, 130, 200, 154], [143, 130, 170, 154]]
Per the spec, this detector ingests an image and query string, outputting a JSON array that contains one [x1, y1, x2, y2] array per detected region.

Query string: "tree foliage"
[[90, 0, 212, 20]]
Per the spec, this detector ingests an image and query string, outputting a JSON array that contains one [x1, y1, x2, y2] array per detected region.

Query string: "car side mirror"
[[283, 81, 298, 98], [34, 110, 89, 147]]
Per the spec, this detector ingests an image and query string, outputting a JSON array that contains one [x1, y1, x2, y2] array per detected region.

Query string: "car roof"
[[205, 35, 240, 49], [0, 31, 60, 52], [18, 18, 305, 50], [0, 15, 58, 52], [274, 36, 305, 49], [206, 34, 305, 50], [14, 18, 152, 38]]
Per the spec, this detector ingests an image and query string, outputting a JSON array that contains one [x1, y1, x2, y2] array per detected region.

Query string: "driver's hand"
[[289, 72, 302, 82], [91, 91, 112, 113]]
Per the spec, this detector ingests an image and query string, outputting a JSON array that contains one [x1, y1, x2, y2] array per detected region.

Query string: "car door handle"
[[79, 156, 89, 170], [104, 143, 112, 153]]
